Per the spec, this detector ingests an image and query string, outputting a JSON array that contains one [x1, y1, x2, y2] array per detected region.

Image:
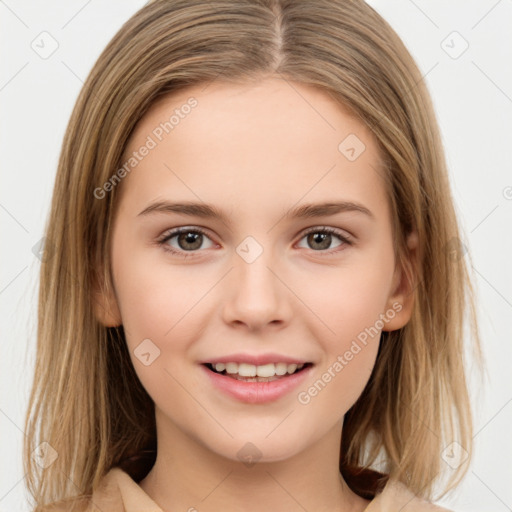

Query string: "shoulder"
[[37, 497, 90, 512], [37, 468, 135, 512], [367, 479, 454, 512]]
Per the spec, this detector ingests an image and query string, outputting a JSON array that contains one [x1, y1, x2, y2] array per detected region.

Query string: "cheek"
[[296, 247, 394, 342], [112, 261, 200, 417], [113, 247, 206, 343], [111, 246, 215, 387], [292, 251, 394, 407], [296, 289, 384, 420]]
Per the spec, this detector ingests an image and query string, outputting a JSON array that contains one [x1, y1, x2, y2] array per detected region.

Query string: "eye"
[[296, 227, 352, 254], [156, 226, 352, 258], [157, 227, 215, 257]]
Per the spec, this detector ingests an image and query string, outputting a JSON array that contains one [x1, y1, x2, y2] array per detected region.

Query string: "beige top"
[[50, 467, 453, 512]]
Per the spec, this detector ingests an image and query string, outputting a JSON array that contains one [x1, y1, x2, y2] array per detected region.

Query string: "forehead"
[[119, 78, 388, 218]]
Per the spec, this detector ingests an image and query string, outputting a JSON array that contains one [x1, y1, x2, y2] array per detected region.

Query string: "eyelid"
[[299, 225, 353, 242], [156, 226, 216, 248], [295, 226, 353, 256]]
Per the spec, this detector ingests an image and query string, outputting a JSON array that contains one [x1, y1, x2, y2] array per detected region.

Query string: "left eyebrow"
[[285, 201, 374, 220]]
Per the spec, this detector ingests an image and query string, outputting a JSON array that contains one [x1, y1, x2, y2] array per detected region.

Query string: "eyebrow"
[[137, 200, 374, 221]]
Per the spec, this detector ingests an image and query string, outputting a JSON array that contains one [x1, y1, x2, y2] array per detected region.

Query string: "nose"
[[221, 246, 292, 332]]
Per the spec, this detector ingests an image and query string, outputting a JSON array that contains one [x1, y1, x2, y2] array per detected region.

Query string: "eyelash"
[[156, 226, 353, 258]]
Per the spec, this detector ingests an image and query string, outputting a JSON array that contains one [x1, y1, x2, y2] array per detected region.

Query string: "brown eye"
[[175, 231, 203, 251], [306, 232, 333, 250], [297, 227, 351, 253], [158, 227, 215, 256]]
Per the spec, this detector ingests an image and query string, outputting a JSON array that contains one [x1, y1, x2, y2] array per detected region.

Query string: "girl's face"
[[98, 77, 414, 463]]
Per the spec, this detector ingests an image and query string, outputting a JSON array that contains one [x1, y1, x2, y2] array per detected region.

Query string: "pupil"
[[179, 232, 202, 250], [309, 232, 330, 250]]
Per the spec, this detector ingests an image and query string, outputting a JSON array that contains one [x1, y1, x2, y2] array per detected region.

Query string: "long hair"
[[23, 0, 484, 509]]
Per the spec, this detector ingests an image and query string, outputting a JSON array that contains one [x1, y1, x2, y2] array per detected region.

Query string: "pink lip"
[[201, 353, 310, 366], [201, 363, 313, 404]]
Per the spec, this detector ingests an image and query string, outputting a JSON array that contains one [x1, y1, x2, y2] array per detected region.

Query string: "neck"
[[139, 412, 370, 512]]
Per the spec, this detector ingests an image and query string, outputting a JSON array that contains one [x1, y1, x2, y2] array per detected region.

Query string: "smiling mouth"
[[203, 362, 313, 382]]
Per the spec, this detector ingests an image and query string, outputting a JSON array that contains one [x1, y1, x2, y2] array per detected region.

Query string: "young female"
[[24, 1, 483, 510]]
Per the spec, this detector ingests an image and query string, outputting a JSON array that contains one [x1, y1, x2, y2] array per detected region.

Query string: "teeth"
[[213, 362, 306, 377], [287, 363, 297, 374], [225, 362, 238, 374], [238, 363, 256, 377], [254, 363, 274, 378], [275, 363, 288, 375]]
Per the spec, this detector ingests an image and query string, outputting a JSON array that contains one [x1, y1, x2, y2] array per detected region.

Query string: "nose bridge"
[[222, 234, 290, 329], [235, 234, 279, 300]]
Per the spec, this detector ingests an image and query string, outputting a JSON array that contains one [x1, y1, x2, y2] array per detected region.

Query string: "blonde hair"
[[24, 0, 484, 509]]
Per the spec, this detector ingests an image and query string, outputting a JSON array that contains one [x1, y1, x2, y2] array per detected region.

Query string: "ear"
[[91, 270, 122, 328], [382, 231, 419, 332]]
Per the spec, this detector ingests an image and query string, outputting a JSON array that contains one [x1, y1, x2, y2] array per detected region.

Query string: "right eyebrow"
[[137, 201, 231, 224]]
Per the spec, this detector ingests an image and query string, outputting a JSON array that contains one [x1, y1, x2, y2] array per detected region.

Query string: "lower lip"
[[201, 364, 313, 404]]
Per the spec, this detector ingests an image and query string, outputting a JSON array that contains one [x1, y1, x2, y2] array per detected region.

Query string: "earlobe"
[[91, 275, 122, 327], [382, 231, 419, 332]]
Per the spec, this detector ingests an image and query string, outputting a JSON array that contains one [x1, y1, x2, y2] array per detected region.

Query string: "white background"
[[1, 1, 511, 510]]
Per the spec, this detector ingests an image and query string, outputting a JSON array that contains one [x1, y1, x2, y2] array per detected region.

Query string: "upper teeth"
[[213, 362, 305, 377]]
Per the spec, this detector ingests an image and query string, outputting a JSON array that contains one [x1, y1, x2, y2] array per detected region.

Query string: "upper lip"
[[201, 353, 311, 366]]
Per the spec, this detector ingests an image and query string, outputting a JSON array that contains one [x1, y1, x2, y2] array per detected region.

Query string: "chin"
[[202, 434, 307, 467]]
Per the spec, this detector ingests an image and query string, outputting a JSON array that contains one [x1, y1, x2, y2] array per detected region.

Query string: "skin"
[[94, 77, 417, 512]]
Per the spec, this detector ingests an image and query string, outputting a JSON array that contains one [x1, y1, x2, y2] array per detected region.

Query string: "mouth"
[[202, 360, 314, 403], [203, 361, 314, 382]]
